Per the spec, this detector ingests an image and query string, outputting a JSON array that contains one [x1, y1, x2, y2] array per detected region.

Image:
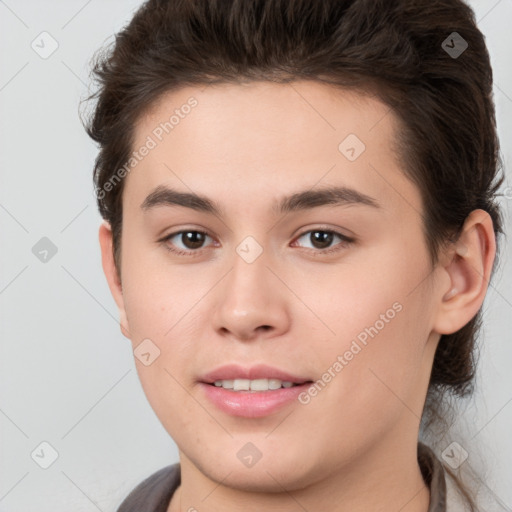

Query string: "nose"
[[211, 244, 291, 342]]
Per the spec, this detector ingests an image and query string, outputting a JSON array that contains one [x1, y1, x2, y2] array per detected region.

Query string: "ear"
[[98, 221, 131, 339], [433, 209, 496, 335]]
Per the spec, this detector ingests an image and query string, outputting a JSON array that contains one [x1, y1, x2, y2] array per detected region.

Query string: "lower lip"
[[199, 382, 311, 418]]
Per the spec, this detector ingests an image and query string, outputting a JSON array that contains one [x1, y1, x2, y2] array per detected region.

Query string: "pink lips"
[[199, 364, 313, 418]]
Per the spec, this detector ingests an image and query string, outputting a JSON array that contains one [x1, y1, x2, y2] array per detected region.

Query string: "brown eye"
[[309, 231, 334, 249], [180, 231, 207, 249], [294, 229, 353, 253], [162, 230, 214, 255]]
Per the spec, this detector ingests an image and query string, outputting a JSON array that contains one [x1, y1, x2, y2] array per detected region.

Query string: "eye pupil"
[[182, 231, 205, 249], [311, 231, 333, 249]]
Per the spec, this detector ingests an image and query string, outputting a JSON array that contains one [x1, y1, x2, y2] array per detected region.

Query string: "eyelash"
[[159, 228, 354, 257]]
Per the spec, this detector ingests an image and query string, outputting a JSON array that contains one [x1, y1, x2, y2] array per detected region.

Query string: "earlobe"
[[98, 221, 131, 339], [433, 210, 496, 335]]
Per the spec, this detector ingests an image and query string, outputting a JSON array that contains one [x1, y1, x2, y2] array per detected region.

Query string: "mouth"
[[198, 364, 314, 416]]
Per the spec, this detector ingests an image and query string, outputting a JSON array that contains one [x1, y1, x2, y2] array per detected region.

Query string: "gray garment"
[[116, 442, 456, 512]]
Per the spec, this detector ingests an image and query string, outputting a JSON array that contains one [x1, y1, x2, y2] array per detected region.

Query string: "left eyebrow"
[[273, 185, 381, 215], [140, 184, 381, 217]]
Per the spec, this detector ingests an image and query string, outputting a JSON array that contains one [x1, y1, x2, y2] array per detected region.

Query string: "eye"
[[292, 229, 354, 254], [160, 229, 215, 256]]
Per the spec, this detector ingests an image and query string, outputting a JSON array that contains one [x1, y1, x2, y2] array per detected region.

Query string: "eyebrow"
[[140, 184, 380, 216]]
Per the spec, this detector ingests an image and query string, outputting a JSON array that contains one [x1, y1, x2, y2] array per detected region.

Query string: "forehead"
[[135, 80, 394, 155], [125, 80, 419, 217]]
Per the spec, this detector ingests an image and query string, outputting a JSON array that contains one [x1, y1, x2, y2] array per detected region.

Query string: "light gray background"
[[0, 1, 511, 511]]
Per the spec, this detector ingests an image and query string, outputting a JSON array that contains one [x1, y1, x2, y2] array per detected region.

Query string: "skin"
[[99, 81, 495, 512]]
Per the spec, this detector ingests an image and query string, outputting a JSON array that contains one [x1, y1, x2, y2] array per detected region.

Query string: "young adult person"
[[83, 1, 505, 510]]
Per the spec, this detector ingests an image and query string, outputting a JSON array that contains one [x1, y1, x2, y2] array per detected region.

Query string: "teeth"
[[213, 378, 296, 391]]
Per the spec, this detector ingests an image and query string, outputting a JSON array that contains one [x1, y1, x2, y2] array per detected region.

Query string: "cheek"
[[120, 246, 206, 341], [296, 243, 433, 418], [119, 249, 211, 404], [290, 304, 429, 465], [293, 241, 429, 344]]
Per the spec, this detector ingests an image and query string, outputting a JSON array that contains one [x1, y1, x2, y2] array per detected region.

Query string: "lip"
[[199, 382, 312, 418], [198, 364, 313, 418], [199, 363, 311, 384]]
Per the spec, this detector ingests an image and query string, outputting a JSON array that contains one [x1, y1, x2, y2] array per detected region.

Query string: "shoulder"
[[418, 442, 469, 512], [418, 441, 485, 512], [116, 463, 181, 512], [444, 472, 470, 512]]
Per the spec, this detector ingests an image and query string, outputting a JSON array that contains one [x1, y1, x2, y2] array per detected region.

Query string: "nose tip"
[[211, 250, 292, 342]]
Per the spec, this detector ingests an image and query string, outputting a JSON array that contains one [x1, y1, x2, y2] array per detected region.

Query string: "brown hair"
[[83, 0, 505, 508]]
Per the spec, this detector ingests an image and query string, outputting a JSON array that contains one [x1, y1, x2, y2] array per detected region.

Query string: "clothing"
[[116, 442, 466, 512]]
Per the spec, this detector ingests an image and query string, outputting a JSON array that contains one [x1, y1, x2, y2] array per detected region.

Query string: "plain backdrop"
[[0, 1, 511, 511]]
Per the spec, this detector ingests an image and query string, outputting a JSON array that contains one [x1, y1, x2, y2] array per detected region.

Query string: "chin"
[[185, 445, 320, 493]]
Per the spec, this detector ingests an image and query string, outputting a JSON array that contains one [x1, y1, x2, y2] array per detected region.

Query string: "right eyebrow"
[[141, 185, 223, 216]]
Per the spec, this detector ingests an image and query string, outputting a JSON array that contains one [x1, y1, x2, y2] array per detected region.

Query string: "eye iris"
[[182, 231, 205, 249], [311, 231, 333, 249]]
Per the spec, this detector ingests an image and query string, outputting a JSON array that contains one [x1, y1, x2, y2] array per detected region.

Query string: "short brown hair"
[[83, 1, 505, 508]]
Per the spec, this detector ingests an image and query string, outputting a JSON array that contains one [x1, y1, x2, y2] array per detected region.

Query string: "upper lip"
[[200, 364, 312, 384]]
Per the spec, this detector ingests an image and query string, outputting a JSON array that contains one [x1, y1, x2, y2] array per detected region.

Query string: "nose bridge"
[[211, 233, 290, 340], [227, 234, 273, 309]]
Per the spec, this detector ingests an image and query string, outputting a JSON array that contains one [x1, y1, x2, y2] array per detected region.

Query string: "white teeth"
[[234, 378, 250, 390], [248, 378, 268, 391], [268, 379, 282, 390], [213, 378, 296, 391]]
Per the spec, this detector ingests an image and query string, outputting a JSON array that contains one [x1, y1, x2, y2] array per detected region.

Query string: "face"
[[103, 81, 448, 491]]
